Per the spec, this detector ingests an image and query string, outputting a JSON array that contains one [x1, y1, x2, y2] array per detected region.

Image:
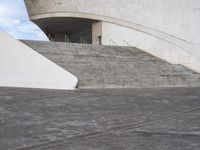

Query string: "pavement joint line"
[[128, 130, 200, 137], [10, 105, 200, 150], [26, 130, 200, 150]]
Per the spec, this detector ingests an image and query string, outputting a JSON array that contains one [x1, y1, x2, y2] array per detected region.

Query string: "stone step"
[[22, 40, 200, 88]]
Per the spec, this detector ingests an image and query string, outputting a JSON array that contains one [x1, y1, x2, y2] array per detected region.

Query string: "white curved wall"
[[0, 31, 78, 90], [100, 22, 200, 73], [25, 0, 200, 72], [25, 0, 200, 44]]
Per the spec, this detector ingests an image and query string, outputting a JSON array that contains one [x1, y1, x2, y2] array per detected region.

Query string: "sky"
[[0, 0, 48, 40]]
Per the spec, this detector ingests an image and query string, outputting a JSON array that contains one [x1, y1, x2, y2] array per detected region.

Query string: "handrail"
[[64, 35, 71, 42], [80, 36, 86, 43], [122, 40, 197, 88], [65, 38, 82, 56], [63, 39, 103, 85], [123, 40, 200, 70], [123, 40, 132, 47], [51, 39, 197, 88], [52, 41, 62, 53], [109, 39, 119, 47], [123, 40, 199, 68]]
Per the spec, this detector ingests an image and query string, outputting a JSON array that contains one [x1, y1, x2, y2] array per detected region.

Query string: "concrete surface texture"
[[23, 40, 200, 89], [25, 0, 200, 44], [99, 21, 200, 73], [24, 0, 200, 73], [0, 31, 77, 90], [0, 87, 200, 150]]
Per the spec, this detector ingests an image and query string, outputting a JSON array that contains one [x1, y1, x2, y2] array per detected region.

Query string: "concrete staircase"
[[22, 40, 200, 89]]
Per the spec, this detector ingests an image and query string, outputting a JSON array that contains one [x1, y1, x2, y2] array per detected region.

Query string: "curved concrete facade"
[[24, 0, 200, 72]]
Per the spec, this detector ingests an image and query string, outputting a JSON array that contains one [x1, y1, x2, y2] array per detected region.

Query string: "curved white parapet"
[[0, 31, 78, 90], [25, 0, 200, 44], [24, 0, 200, 72]]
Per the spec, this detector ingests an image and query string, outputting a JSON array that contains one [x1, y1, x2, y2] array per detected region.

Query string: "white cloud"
[[0, 18, 48, 40], [0, 0, 48, 41], [0, 4, 9, 14], [0, 1, 27, 19]]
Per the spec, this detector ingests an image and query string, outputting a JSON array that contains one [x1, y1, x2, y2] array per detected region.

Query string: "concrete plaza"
[[0, 87, 200, 150]]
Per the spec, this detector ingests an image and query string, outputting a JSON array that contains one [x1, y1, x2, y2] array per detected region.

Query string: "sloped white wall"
[[0, 31, 78, 90]]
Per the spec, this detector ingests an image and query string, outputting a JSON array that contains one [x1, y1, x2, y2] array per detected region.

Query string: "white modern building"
[[1, 0, 200, 90], [24, 0, 200, 73]]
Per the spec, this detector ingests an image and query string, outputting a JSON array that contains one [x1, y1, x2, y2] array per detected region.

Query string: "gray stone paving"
[[0, 87, 200, 150]]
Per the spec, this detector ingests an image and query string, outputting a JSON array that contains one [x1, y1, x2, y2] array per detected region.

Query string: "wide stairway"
[[22, 40, 200, 88]]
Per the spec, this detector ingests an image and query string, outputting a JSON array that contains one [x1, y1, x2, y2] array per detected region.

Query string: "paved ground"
[[0, 87, 200, 150]]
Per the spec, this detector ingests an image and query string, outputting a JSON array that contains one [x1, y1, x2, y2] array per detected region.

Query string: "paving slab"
[[0, 87, 200, 149]]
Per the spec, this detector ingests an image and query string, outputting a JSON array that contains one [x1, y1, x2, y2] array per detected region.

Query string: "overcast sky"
[[0, 0, 48, 40]]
